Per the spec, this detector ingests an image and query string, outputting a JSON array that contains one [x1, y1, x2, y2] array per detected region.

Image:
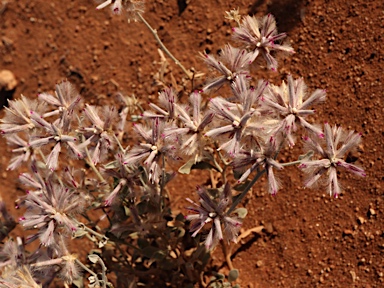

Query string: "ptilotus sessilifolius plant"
[[0, 2, 365, 287]]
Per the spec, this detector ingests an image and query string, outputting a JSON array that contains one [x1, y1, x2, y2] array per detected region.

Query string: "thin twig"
[[137, 13, 193, 80], [74, 219, 109, 243], [82, 136, 107, 184], [112, 133, 125, 154], [160, 154, 166, 211], [281, 159, 303, 167], [221, 241, 234, 270], [0, 1, 8, 16]]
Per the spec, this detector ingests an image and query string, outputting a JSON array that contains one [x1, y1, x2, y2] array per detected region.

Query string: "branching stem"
[[137, 13, 193, 80]]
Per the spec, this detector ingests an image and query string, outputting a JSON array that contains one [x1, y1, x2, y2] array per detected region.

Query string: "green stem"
[[31, 258, 63, 267], [112, 133, 125, 153], [75, 259, 97, 277], [75, 220, 109, 243], [137, 13, 192, 79], [160, 154, 166, 211], [227, 169, 266, 214], [82, 136, 106, 184], [281, 159, 303, 167], [211, 154, 223, 173]]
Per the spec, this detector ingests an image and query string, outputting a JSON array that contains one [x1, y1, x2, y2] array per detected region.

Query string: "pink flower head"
[[299, 123, 365, 197], [262, 75, 326, 147], [232, 14, 294, 70], [201, 44, 253, 92], [185, 183, 242, 250]]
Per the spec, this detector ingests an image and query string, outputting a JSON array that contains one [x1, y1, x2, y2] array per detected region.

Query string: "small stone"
[[90, 75, 99, 84], [357, 216, 366, 225], [1, 36, 13, 47], [368, 208, 376, 217], [343, 229, 353, 236], [0, 70, 17, 91], [256, 260, 263, 268]]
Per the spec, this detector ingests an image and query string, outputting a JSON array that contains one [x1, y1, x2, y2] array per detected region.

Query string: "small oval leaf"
[[228, 269, 239, 282]]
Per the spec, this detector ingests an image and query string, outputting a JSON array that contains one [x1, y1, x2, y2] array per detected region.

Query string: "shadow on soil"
[[249, 0, 305, 33]]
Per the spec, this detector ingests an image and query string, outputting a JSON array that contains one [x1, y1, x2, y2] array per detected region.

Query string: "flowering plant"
[[0, 2, 365, 287]]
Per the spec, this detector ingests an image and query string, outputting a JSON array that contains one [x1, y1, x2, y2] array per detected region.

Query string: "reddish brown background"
[[0, 0, 383, 287]]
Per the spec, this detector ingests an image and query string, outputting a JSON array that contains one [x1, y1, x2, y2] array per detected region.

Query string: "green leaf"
[[88, 254, 99, 264], [233, 181, 251, 191], [72, 276, 84, 288], [228, 269, 239, 282], [175, 213, 185, 222], [179, 159, 218, 174], [298, 150, 314, 161], [72, 229, 88, 239], [103, 160, 119, 169], [233, 169, 243, 180], [124, 205, 131, 216], [232, 208, 248, 219]]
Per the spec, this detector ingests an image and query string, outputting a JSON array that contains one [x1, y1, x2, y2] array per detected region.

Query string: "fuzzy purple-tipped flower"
[[185, 183, 243, 250], [77, 104, 119, 165], [232, 14, 294, 70], [262, 75, 326, 147], [28, 110, 79, 171], [102, 153, 138, 206], [233, 137, 284, 195], [124, 118, 177, 183], [169, 91, 214, 159], [18, 167, 84, 247], [0, 95, 44, 135], [201, 44, 253, 92], [4, 134, 32, 170], [39, 81, 81, 129], [205, 77, 267, 155], [143, 87, 178, 120], [299, 123, 365, 197]]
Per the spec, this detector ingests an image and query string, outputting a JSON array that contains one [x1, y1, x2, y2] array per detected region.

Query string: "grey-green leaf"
[[228, 269, 239, 282]]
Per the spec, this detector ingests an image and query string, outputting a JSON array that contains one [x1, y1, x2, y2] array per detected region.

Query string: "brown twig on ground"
[[223, 225, 265, 270], [0, 1, 8, 16]]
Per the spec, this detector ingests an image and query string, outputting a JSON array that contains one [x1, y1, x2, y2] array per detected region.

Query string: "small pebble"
[[0, 70, 17, 90], [357, 216, 366, 225]]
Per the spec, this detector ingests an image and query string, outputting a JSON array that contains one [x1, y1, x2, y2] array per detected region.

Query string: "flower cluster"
[[299, 123, 365, 197], [0, 4, 367, 287], [186, 183, 243, 250], [18, 162, 84, 247], [232, 14, 295, 70]]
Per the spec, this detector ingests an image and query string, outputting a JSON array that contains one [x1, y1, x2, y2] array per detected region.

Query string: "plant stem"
[[75, 259, 95, 276], [227, 169, 266, 214], [137, 13, 193, 80], [281, 159, 303, 167], [160, 153, 166, 211], [82, 136, 106, 184], [112, 133, 125, 153], [74, 219, 109, 244], [31, 258, 63, 267]]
